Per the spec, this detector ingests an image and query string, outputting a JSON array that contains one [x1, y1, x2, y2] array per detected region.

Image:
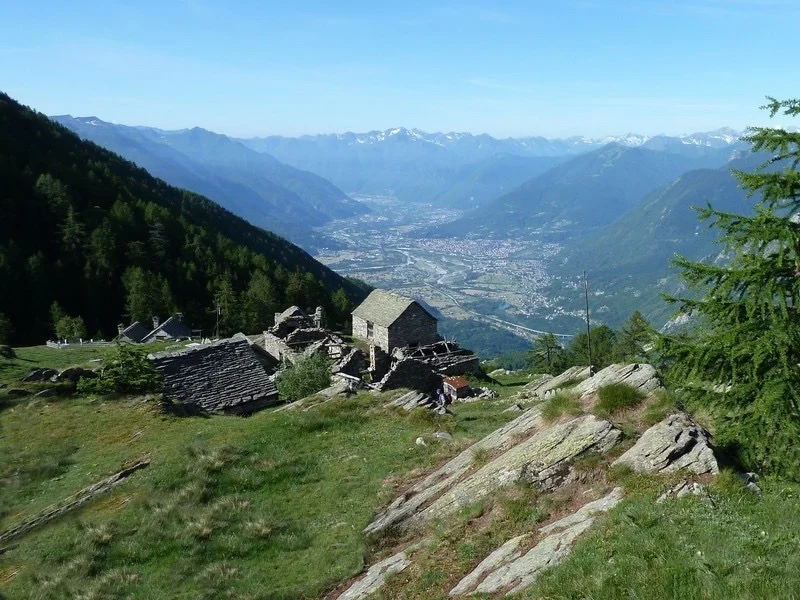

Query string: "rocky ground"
[[336, 362, 728, 599]]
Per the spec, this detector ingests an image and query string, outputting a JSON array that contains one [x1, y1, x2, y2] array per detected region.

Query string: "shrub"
[[541, 392, 582, 422], [276, 353, 331, 403], [78, 343, 162, 395], [593, 383, 644, 418]]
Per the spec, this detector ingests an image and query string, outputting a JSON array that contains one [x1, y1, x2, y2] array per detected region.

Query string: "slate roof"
[[149, 335, 278, 414], [143, 315, 193, 342], [351, 290, 435, 328], [120, 321, 150, 343]]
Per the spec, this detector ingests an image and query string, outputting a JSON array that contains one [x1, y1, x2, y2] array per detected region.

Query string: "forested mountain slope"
[[51, 116, 368, 250], [434, 144, 730, 238], [0, 93, 368, 344]]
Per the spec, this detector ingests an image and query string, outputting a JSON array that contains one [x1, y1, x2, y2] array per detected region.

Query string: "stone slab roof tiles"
[[120, 321, 150, 343], [352, 290, 435, 328], [149, 334, 278, 414], [143, 315, 193, 342]]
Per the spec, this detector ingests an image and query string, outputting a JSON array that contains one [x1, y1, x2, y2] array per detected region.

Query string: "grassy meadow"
[[4, 347, 800, 599]]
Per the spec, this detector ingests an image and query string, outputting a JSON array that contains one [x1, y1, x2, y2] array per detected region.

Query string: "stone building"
[[351, 290, 440, 353], [149, 334, 278, 415]]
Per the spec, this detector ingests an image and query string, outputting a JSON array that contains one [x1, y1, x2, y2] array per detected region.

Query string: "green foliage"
[[612, 310, 653, 362], [0, 92, 367, 345], [78, 344, 162, 395], [527, 332, 567, 373], [541, 391, 582, 422], [566, 323, 617, 369], [662, 97, 800, 479], [54, 315, 87, 341], [593, 383, 645, 418], [276, 353, 332, 402]]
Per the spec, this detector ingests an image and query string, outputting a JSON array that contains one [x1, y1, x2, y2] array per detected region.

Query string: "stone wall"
[[387, 305, 440, 350], [150, 335, 279, 415], [377, 358, 443, 394], [263, 332, 292, 362]]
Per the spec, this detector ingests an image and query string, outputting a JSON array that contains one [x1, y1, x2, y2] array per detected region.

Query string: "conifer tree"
[[663, 97, 800, 478]]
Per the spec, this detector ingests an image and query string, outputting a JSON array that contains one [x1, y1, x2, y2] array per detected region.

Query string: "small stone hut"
[[443, 375, 472, 399], [351, 290, 440, 353]]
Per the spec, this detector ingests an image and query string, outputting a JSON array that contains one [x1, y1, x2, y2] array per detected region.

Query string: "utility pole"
[[584, 270, 593, 376], [215, 296, 221, 340]]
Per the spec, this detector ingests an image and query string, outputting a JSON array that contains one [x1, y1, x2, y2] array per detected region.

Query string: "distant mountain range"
[[239, 127, 748, 208], [432, 143, 747, 238], [50, 116, 369, 249]]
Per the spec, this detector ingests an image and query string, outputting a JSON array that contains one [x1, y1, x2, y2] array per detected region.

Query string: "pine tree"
[[663, 97, 800, 478], [528, 332, 566, 373], [612, 310, 652, 363]]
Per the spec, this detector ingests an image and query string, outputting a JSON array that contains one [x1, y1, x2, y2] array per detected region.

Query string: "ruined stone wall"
[[377, 358, 443, 394], [263, 332, 291, 362], [387, 305, 440, 350]]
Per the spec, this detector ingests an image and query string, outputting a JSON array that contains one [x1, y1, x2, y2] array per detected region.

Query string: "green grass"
[[0, 345, 107, 386], [0, 383, 515, 599], [541, 392, 582, 422], [593, 383, 645, 418], [525, 472, 800, 599]]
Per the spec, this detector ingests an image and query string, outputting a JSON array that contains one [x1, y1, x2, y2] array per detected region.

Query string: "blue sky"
[[0, 0, 797, 137]]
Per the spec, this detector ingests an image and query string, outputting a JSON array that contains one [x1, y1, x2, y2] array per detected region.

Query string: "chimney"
[[314, 306, 325, 328], [275, 312, 282, 326], [176, 312, 184, 322], [117, 323, 124, 335], [152, 316, 160, 329]]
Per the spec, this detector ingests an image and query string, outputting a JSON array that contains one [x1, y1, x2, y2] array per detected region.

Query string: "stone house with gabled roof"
[[142, 314, 193, 343], [351, 290, 441, 353]]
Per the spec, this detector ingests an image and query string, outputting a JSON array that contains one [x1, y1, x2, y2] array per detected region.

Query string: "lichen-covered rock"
[[407, 416, 619, 530], [366, 411, 620, 536], [612, 412, 718, 475], [572, 363, 661, 398], [338, 539, 431, 600], [513, 366, 590, 403], [450, 488, 624, 596], [364, 406, 548, 536]]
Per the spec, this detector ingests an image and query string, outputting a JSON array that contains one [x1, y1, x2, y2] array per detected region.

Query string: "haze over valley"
[[53, 114, 755, 354]]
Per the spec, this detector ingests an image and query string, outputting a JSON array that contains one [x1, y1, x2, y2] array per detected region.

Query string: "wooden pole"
[[584, 271, 593, 375]]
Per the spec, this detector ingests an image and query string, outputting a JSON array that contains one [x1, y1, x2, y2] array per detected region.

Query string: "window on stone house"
[[366, 320, 373, 338]]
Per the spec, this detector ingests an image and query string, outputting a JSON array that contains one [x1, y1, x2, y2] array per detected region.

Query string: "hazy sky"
[[1, 0, 797, 138]]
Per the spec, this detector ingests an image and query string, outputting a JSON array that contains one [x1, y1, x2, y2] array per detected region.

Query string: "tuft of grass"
[[470, 447, 490, 467], [593, 383, 645, 418], [541, 392, 582, 422]]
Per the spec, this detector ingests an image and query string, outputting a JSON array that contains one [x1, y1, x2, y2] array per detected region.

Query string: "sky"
[[0, 0, 798, 138]]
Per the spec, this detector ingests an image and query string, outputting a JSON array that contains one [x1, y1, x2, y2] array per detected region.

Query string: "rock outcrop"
[[337, 539, 431, 600], [572, 363, 661, 398], [449, 488, 624, 596], [22, 368, 58, 382], [364, 407, 620, 536], [612, 412, 718, 475], [511, 366, 590, 404]]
